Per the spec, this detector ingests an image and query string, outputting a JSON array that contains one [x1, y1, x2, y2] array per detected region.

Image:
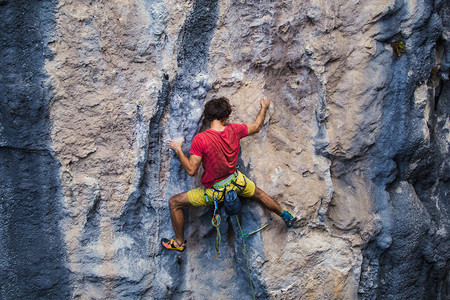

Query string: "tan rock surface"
[[38, 0, 449, 298]]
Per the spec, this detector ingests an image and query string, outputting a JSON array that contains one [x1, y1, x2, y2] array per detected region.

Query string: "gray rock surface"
[[0, 0, 71, 298], [0, 0, 448, 299]]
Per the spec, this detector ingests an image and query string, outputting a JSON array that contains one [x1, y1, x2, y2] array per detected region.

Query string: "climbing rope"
[[241, 222, 269, 239], [208, 172, 267, 265], [235, 215, 256, 300], [211, 213, 221, 259], [211, 189, 222, 259]]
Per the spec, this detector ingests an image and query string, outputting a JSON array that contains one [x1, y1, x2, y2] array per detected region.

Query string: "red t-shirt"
[[190, 123, 248, 187]]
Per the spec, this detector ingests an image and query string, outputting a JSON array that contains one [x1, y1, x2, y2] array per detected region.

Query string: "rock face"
[[0, 0, 71, 298], [0, 0, 448, 299]]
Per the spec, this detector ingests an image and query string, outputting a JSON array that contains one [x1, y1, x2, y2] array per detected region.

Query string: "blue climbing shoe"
[[279, 210, 297, 228]]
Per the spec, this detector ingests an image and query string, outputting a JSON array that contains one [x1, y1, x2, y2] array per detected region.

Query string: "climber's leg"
[[250, 186, 296, 227], [167, 192, 190, 248], [250, 186, 283, 215]]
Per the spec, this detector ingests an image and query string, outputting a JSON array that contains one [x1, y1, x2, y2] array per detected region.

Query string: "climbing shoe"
[[161, 238, 186, 252], [279, 209, 297, 228]]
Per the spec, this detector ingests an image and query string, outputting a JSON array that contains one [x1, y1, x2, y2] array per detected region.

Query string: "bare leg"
[[168, 192, 191, 247], [250, 186, 283, 215]]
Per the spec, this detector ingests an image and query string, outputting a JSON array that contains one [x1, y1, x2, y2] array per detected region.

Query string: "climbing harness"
[[207, 171, 271, 260], [206, 171, 244, 258]]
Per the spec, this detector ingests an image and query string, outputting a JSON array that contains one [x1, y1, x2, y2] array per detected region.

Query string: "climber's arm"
[[246, 95, 270, 135], [169, 139, 202, 176]]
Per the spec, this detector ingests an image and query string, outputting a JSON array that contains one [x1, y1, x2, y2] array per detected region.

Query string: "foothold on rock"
[[391, 40, 407, 58]]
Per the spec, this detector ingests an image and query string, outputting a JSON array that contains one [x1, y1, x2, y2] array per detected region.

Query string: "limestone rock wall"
[[0, 0, 71, 298], [0, 0, 448, 299]]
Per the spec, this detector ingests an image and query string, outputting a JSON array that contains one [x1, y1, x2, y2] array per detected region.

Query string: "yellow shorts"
[[187, 171, 256, 207]]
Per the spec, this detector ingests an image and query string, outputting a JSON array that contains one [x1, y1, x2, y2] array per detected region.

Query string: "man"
[[162, 95, 296, 251]]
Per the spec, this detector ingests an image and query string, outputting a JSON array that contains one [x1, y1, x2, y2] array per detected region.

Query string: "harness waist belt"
[[213, 171, 238, 190]]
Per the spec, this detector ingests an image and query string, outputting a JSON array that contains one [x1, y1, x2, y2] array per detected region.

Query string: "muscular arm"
[[169, 139, 202, 176], [246, 95, 270, 135]]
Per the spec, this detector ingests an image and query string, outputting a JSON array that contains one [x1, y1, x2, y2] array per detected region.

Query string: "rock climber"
[[162, 95, 296, 252]]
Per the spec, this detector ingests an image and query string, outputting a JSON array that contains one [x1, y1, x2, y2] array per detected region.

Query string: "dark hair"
[[203, 97, 232, 121]]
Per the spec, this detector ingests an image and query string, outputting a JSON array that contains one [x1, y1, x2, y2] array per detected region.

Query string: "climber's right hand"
[[169, 139, 184, 151]]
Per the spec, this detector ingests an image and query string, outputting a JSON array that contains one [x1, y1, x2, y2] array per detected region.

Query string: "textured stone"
[[0, 0, 448, 299], [0, 0, 71, 298]]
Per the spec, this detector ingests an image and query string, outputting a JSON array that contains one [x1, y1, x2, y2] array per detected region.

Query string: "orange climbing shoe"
[[162, 238, 186, 252]]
